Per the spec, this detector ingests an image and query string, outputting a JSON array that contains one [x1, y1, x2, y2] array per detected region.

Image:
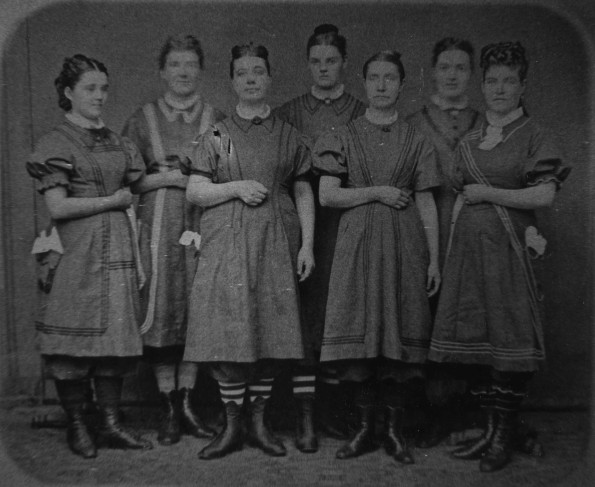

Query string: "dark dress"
[[275, 91, 366, 357], [183, 113, 311, 363], [406, 102, 482, 268], [26, 119, 145, 357], [313, 116, 440, 364], [428, 115, 570, 372], [122, 98, 225, 349]]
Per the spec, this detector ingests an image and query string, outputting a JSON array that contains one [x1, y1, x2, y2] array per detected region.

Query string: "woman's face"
[[365, 61, 402, 110], [482, 64, 525, 116], [160, 50, 202, 98], [232, 56, 271, 103], [308, 45, 344, 90], [433, 49, 472, 100], [65, 70, 108, 121]]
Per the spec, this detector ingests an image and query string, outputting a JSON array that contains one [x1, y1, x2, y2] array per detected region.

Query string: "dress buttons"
[[324, 98, 331, 105]]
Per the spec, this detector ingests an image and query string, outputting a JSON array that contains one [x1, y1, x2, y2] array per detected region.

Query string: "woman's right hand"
[[109, 188, 133, 210], [374, 186, 410, 209], [234, 180, 269, 206]]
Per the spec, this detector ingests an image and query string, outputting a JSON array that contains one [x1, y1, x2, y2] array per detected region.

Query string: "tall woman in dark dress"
[[314, 51, 441, 464], [26, 55, 152, 458], [406, 37, 481, 447], [123, 35, 225, 446], [275, 23, 366, 451], [429, 42, 570, 472], [184, 44, 315, 460]]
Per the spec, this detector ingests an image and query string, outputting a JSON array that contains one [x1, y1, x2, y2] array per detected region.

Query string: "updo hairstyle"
[[306, 23, 347, 59], [229, 43, 270, 78], [363, 50, 406, 83], [158, 35, 204, 70], [432, 37, 475, 71], [54, 54, 108, 112], [480, 41, 528, 82]]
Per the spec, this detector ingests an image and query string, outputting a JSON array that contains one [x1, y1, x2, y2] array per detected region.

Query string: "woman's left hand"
[[297, 247, 315, 282], [426, 262, 441, 297], [462, 184, 490, 205]]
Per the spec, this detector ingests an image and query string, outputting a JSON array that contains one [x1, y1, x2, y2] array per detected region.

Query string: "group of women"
[[26, 23, 569, 474]]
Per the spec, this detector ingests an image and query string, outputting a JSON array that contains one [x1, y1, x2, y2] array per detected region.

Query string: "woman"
[[26, 54, 152, 458], [184, 43, 315, 460], [122, 35, 225, 446], [406, 37, 481, 448], [314, 50, 441, 464], [428, 42, 569, 472], [274, 23, 366, 452]]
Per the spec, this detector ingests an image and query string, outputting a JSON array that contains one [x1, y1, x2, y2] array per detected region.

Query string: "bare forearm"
[[480, 183, 556, 209], [294, 180, 315, 248], [186, 180, 239, 207], [416, 191, 439, 266], [49, 196, 121, 220], [131, 172, 187, 194], [320, 179, 379, 209]]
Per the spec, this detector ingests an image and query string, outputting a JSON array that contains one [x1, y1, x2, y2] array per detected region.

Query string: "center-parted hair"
[[54, 54, 108, 112], [306, 23, 347, 59], [432, 37, 475, 71], [158, 35, 204, 70], [363, 50, 405, 83], [480, 41, 528, 82], [229, 43, 271, 78]]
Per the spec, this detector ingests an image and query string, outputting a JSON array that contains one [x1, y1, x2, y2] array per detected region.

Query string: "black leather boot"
[[451, 407, 497, 460], [247, 397, 286, 456], [336, 405, 376, 459], [64, 404, 97, 459], [295, 396, 318, 453], [179, 388, 216, 438], [384, 406, 414, 464], [480, 410, 514, 472], [199, 401, 243, 460], [157, 390, 181, 446], [97, 405, 153, 450]]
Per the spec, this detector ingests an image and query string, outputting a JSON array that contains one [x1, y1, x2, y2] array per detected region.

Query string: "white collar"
[[158, 94, 202, 123], [365, 108, 399, 126], [311, 84, 345, 102], [479, 107, 525, 151], [486, 107, 524, 128], [431, 94, 469, 111], [235, 104, 271, 120], [66, 112, 105, 129]]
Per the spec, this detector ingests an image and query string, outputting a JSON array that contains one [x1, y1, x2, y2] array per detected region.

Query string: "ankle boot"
[[64, 404, 97, 459], [199, 401, 243, 459], [317, 382, 349, 440], [336, 404, 376, 459], [179, 388, 216, 439], [247, 397, 286, 456], [384, 406, 414, 464], [295, 396, 318, 453], [451, 407, 497, 460], [97, 405, 153, 450], [157, 390, 181, 446], [480, 410, 514, 472]]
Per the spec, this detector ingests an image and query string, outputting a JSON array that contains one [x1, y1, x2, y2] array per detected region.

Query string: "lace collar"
[[311, 84, 345, 104], [158, 93, 203, 123], [65, 112, 105, 129], [365, 108, 399, 126]]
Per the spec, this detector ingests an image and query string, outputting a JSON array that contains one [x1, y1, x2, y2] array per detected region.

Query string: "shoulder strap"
[[142, 103, 166, 162]]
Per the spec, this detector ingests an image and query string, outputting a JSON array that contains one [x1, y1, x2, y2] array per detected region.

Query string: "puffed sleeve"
[[121, 136, 146, 185], [188, 126, 221, 181], [292, 134, 313, 182], [26, 132, 74, 194], [413, 134, 441, 191], [312, 130, 348, 179], [525, 124, 570, 189]]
